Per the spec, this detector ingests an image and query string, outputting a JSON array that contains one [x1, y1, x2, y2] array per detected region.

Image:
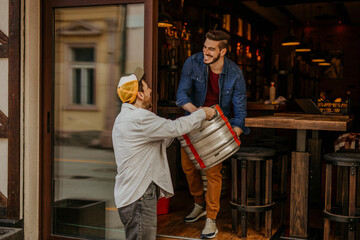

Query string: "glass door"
[[53, 6, 144, 239], [41, 1, 157, 239]]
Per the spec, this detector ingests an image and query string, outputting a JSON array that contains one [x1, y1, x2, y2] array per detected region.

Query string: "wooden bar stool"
[[230, 147, 276, 238], [323, 152, 360, 240], [253, 139, 289, 226]]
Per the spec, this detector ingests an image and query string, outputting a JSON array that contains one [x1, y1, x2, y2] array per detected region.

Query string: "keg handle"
[[209, 109, 219, 120], [209, 105, 220, 120]]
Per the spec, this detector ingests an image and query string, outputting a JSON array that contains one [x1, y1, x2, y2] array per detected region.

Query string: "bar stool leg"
[[357, 169, 360, 240], [247, 161, 254, 197], [342, 167, 349, 237], [348, 167, 356, 240], [324, 164, 332, 240], [336, 166, 343, 205], [255, 161, 261, 231], [265, 159, 273, 238], [280, 154, 288, 225], [241, 160, 247, 238], [231, 157, 238, 232], [248, 161, 254, 226]]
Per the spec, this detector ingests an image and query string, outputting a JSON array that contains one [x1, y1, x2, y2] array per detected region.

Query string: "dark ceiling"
[[241, 0, 360, 27]]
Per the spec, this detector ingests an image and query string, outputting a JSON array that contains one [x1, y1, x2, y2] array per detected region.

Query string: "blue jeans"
[[118, 182, 159, 240]]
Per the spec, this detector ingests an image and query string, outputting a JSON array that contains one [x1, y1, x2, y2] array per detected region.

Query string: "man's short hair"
[[138, 79, 144, 93], [205, 30, 231, 50]]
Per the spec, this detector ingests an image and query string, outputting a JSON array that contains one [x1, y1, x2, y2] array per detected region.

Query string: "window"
[[71, 47, 95, 105]]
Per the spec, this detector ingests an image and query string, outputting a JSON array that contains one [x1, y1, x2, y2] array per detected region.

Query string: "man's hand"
[[202, 107, 216, 120], [233, 127, 242, 137]]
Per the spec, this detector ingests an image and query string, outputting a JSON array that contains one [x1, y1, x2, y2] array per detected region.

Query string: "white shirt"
[[112, 103, 206, 208]]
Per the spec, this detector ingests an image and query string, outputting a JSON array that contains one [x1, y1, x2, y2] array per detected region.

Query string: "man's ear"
[[220, 48, 227, 57], [137, 91, 144, 101]]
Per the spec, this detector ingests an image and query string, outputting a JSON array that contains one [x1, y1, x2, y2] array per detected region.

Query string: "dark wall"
[[272, 24, 360, 106], [316, 24, 360, 107], [272, 23, 360, 131]]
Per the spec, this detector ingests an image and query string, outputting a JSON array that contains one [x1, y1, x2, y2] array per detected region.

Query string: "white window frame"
[[64, 43, 98, 110]]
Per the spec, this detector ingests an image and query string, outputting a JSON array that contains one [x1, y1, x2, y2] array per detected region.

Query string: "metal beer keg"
[[178, 105, 241, 170]]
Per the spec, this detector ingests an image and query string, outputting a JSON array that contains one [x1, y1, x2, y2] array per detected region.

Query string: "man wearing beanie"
[[112, 67, 216, 240]]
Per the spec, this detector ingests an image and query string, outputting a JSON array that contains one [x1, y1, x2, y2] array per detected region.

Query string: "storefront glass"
[[53, 4, 144, 239]]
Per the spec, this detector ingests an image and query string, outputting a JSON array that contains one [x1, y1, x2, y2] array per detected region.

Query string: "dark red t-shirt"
[[203, 69, 220, 107]]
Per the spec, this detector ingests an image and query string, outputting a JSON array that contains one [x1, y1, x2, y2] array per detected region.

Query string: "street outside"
[[54, 145, 125, 240]]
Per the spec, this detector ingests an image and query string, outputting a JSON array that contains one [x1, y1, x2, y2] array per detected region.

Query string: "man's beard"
[[204, 53, 220, 65], [143, 98, 152, 109]]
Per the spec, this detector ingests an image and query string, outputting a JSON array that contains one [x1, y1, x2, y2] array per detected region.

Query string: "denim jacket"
[[176, 52, 250, 134]]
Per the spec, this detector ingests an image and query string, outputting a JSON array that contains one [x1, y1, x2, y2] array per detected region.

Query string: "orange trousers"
[[181, 148, 222, 220]]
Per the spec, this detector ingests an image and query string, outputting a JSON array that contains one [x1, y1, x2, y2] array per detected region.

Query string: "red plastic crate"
[[157, 197, 170, 215]]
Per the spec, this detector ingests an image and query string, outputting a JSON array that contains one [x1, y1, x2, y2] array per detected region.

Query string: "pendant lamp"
[[295, 41, 311, 52], [311, 49, 326, 63], [295, 31, 311, 52], [281, 33, 300, 46], [281, 20, 300, 47], [296, 5, 312, 52], [158, 6, 173, 28], [318, 62, 330, 66]]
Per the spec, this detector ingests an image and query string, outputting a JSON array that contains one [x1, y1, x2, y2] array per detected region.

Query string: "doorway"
[[40, 1, 157, 239]]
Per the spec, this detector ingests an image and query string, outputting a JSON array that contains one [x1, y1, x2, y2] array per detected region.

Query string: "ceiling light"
[[158, 20, 173, 28], [295, 42, 311, 52], [296, 48, 311, 52], [158, 7, 173, 28], [312, 58, 325, 63], [318, 62, 331, 66], [281, 34, 300, 46], [281, 20, 300, 47], [311, 50, 326, 62], [296, 29, 312, 52]]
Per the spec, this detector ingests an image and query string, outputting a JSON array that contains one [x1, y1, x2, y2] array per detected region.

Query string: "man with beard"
[[176, 30, 249, 239], [113, 68, 216, 240]]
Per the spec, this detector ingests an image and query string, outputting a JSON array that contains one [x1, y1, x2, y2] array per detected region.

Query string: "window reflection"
[[71, 47, 95, 105], [53, 5, 144, 239]]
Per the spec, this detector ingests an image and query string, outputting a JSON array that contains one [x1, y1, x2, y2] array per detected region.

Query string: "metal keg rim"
[[183, 124, 233, 157], [191, 129, 234, 157], [196, 137, 238, 160], [199, 112, 221, 128], [184, 135, 233, 158], [188, 134, 238, 161], [190, 120, 230, 145], [186, 116, 225, 143], [177, 116, 225, 145], [194, 142, 240, 170]]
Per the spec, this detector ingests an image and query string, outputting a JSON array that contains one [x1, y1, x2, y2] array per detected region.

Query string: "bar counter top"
[[245, 112, 353, 131]]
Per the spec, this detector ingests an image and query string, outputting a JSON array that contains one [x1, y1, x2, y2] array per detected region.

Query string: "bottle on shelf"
[[345, 90, 351, 115], [269, 81, 276, 102]]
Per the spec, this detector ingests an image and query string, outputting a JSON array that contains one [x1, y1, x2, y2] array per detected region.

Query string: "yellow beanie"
[[117, 74, 138, 103]]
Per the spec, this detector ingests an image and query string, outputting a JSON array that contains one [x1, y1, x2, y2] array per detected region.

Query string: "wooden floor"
[[156, 190, 284, 240], [156, 189, 357, 240]]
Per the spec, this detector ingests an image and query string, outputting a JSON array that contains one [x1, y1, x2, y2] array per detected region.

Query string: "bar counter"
[[245, 113, 353, 239]]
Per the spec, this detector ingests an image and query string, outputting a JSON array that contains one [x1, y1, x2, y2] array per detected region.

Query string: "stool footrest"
[[230, 201, 276, 213], [323, 210, 360, 223]]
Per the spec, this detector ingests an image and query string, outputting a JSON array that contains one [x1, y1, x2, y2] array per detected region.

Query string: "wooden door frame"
[[40, 0, 158, 238], [0, 0, 21, 221]]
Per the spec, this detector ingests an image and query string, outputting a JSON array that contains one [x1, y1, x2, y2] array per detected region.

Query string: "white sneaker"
[[200, 218, 218, 239], [183, 203, 207, 223]]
